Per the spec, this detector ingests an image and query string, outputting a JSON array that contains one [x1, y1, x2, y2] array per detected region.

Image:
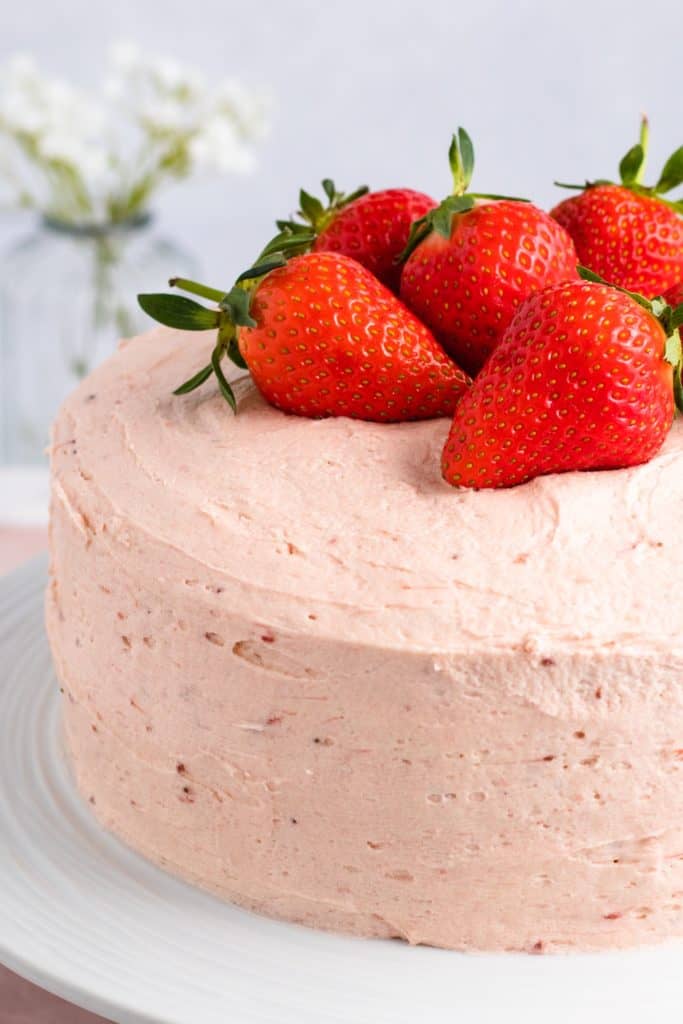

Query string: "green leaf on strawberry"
[[173, 363, 213, 395], [210, 345, 237, 412], [298, 188, 326, 226], [399, 127, 530, 262], [430, 195, 476, 239], [278, 181, 370, 236], [618, 143, 646, 187], [321, 179, 336, 202], [655, 146, 683, 194], [448, 127, 475, 194], [219, 285, 257, 327], [137, 294, 220, 331]]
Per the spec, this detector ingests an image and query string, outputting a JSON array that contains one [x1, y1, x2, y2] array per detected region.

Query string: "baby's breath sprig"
[[0, 44, 269, 226]]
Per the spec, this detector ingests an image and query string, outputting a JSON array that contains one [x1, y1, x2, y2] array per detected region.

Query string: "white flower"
[[0, 45, 268, 224], [39, 131, 104, 174], [0, 90, 44, 134], [139, 97, 194, 134], [109, 41, 208, 109], [190, 116, 255, 175], [153, 56, 206, 98], [0, 61, 104, 139], [213, 79, 270, 140]]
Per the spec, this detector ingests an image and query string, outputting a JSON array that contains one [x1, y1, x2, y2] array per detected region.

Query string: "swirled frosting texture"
[[47, 326, 683, 951]]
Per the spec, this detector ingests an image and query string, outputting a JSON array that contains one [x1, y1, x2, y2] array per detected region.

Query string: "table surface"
[[0, 526, 111, 1023]]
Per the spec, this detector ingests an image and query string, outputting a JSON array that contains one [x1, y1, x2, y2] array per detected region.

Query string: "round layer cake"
[[46, 326, 683, 952]]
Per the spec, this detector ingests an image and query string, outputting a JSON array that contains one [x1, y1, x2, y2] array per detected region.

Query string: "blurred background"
[[1, 0, 680, 282], [0, 0, 680, 1018]]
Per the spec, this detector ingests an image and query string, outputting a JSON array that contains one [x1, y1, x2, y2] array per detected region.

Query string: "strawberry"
[[278, 181, 436, 293], [664, 281, 683, 308], [551, 118, 683, 298], [138, 244, 470, 422], [441, 274, 683, 490], [399, 129, 579, 377]]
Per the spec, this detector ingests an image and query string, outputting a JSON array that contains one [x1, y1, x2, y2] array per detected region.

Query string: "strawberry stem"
[[169, 278, 226, 303], [635, 115, 650, 185]]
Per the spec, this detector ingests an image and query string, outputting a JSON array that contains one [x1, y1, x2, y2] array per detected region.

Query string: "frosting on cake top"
[[52, 326, 683, 656]]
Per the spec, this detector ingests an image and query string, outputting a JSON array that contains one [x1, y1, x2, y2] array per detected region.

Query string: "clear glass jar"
[[0, 213, 198, 464]]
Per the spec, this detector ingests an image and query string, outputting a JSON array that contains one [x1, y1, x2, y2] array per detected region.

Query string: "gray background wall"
[[0, 0, 680, 284]]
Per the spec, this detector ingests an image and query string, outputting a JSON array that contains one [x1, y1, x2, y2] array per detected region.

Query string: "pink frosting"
[[46, 326, 683, 951]]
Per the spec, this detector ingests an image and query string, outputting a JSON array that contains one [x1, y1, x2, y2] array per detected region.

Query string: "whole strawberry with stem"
[[277, 180, 436, 293], [551, 118, 683, 298], [442, 270, 683, 490], [138, 231, 470, 422], [399, 128, 579, 377]]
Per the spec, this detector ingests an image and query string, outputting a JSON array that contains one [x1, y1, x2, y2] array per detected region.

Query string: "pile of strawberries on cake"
[[140, 120, 683, 489]]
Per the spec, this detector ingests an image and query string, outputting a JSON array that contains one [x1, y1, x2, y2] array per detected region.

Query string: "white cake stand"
[[0, 557, 681, 1024]]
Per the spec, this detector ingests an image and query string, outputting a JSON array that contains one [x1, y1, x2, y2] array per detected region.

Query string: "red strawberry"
[[441, 277, 683, 489], [139, 250, 470, 422], [551, 118, 683, 298], [664, 281, 683, 308], [399, 129, 578, 377], [278, 181, 436, 293]]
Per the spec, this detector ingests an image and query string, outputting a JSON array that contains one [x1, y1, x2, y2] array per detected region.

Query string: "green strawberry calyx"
[[137, 226, 316, 410], [555, 117, 683, 214], [276, 178, 369, 238], [399, 127, 530, 261], [578, 265, 683, 411]]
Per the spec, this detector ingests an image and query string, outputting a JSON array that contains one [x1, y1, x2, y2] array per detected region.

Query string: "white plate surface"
[[0, 557, 682, 1024]]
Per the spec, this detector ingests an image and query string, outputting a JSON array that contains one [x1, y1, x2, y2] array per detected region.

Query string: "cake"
[[46, 325, 683, 953]]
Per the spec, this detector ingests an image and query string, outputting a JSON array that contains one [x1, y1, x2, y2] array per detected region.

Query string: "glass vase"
[[0, 213, 198, 464]]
